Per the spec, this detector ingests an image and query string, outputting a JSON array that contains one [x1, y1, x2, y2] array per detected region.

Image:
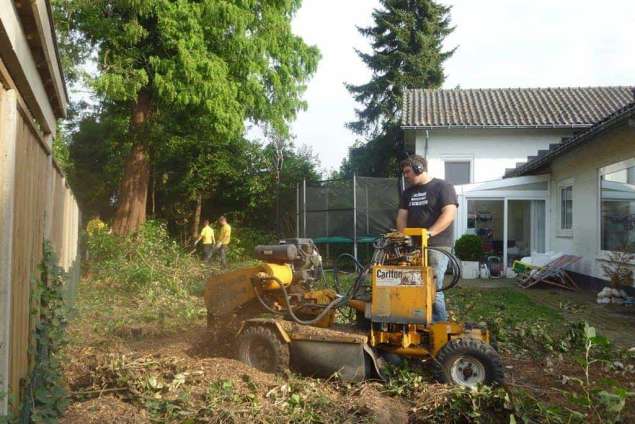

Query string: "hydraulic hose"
[[253, 263, 371, 326], [426, 246, 462, 291], [333, 253, 365, 294]]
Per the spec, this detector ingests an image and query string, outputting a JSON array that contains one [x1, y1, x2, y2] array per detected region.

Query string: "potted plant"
[[598, 247, 634, 304], [454, 234, 484, 279]]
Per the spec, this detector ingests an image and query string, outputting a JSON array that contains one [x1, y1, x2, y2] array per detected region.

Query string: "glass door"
[[506, 200, 546, 268], [466, 199, 505, 275]]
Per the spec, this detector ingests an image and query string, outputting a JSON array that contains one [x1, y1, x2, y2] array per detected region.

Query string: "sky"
[[290, 0, 635, 173]]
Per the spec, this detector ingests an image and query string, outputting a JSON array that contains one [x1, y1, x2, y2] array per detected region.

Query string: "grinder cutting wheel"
[[203, 155, 504, 388]]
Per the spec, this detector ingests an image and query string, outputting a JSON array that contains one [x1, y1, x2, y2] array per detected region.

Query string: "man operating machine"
[[397, 154, 458, 322]]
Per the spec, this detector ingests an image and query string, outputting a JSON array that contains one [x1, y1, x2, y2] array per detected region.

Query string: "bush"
[[454, 234, 483, 261]]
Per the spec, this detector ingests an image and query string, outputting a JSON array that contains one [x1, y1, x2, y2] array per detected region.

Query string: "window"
[[560, 186, 573, 230], [444, 161, 471, 185], [600, 158, 635, 252], [557, 178, 574, 236]]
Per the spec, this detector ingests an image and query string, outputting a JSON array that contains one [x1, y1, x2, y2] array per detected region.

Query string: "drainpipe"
[[424, 129, 430, 159]]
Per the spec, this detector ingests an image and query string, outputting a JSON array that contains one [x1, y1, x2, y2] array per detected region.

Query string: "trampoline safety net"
[[296, 176, 401, 245]]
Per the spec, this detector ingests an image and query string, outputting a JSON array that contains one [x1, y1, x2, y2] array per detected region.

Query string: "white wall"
[[548, 124, 634, 281], [414, 128, 573, 183]]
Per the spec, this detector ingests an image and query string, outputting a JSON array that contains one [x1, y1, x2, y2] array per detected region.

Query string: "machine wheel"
[[237, 326, 290, 374], [433, 338, 504, 388]]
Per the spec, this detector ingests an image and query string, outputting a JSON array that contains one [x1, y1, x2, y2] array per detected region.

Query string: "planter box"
[[461, 261, 480, 279]]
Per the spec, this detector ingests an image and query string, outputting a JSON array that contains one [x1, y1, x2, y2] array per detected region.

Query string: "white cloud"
[[292, 0, 635, 172]]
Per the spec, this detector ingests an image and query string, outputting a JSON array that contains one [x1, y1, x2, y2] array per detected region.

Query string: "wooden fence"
[[0, 82, 80, 410]]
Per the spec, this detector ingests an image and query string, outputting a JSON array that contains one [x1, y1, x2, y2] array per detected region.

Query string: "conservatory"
[[454, 175, 550, 276]]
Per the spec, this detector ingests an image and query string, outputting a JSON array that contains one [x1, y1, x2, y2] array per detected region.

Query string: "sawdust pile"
[[61, 326, 412, 424]]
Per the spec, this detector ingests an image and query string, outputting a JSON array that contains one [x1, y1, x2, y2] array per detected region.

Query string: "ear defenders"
[[411, 160, 424, 175]]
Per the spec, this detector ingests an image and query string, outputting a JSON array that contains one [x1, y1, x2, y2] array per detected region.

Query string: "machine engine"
[[254, 238, 323, 285]]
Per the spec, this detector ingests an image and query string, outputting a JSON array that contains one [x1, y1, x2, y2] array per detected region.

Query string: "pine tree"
[[343, 0, 455, 175]]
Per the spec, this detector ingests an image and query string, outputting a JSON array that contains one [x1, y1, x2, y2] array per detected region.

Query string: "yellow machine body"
[[370, 265, 435, 324], [371, 228, 433, 325], [366, 228, 488, 356], [258, 263, 293, 289]]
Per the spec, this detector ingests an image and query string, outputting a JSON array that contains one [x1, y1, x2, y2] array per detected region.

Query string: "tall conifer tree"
[[343, 0, 455, 176]]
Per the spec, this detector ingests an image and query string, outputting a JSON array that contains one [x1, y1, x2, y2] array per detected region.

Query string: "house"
[[1, 0, 79, 415], [505, 101, 635, 287], [402, 87, 632, 185], [400, 86, 634, 283]]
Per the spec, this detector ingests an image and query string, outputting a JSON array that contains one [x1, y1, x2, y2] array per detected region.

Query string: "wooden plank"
[[0, 2, 58, 134], [8, 105, 49, 407], [0, 58, 49, 154], [0, 87, 17, 416]]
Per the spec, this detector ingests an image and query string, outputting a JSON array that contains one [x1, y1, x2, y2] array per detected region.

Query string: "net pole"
[[365, 185, 369, 234], [296, 183, 300, 238], [353, 174, 358, 260], [326, 183, 330, 260], [302, 179, 307, 238]]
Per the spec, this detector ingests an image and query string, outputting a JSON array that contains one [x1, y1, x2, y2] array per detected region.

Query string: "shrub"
[[600, 247, 635, 289], [454, 234, 483, 262]]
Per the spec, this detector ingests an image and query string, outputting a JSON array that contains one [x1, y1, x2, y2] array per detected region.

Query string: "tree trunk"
[[192, 193, 202, 241], [112, 92, 152, 235]]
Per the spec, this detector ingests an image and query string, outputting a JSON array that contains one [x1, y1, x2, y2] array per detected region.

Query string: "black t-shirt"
[[399, 178, 458, 247]]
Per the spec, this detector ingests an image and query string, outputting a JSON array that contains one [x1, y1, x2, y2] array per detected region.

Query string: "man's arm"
[[427, 205, 457, 237], [396, 209, 408, 233]]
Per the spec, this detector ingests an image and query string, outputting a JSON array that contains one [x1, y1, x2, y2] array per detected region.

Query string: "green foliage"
[[454, 234, 484, 262], [346, 0, 455, 136], [342, 0, 455, 176], [54, 0, 320, 233], [339, 125, 403, 178], [19, 242, 70, 422], [57, 0, 320, 129], [65, 107, 131, 219], [599, 248, 635, 289], [447, 287, 583, 356], [82, 220, 208, 337], [561, 323, 635, 423]]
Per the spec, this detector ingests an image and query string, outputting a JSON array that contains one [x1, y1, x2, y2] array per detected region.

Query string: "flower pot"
[[461, 261, 480, 279]]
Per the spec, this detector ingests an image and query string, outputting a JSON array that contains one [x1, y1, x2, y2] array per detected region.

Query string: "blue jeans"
[[429, 248, 450, 322]]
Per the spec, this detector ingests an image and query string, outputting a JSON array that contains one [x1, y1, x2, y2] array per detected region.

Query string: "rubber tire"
[[433, 338, 505, 387], [237, 326, 290, 374]]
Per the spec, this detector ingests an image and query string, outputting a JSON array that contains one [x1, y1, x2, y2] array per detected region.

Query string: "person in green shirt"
[[195, 219, 215, 262]]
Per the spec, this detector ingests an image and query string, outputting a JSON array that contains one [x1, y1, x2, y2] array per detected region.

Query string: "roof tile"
[[402, 86, 633, 128]]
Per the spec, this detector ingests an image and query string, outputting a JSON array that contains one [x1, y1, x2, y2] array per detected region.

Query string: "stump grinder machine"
[[204, 228, 504, 388]]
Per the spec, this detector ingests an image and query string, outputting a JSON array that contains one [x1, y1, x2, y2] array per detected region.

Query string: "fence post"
[[353, 174, 358, 260], [0, 88, 17, 416], [302, 179, 306, 238], [296, 183, 299, 238]]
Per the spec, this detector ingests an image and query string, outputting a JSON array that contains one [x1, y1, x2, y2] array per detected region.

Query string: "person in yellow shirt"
[[195, 219, 215, 262], [212, 215, 231, 266]]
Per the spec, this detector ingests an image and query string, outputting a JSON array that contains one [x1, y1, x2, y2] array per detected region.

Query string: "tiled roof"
[[504, 102, 635, 178], [401, 86, 633, 128]]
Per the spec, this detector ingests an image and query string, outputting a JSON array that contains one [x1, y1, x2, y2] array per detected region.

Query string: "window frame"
[[598, 157, 635, 255], [557, 178, 574, 237], [442, 156, 473, 185]]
